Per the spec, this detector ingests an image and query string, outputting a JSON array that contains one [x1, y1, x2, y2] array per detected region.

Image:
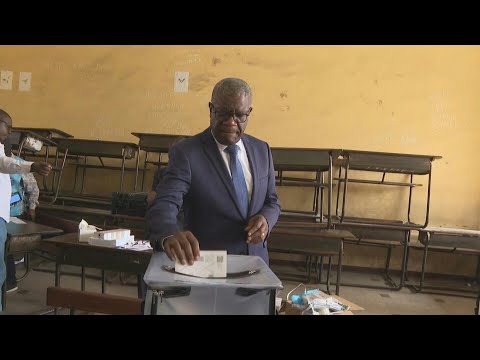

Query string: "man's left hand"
[[245, 214, 269, 244]]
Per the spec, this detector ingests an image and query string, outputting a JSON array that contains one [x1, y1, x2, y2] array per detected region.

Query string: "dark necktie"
[[225, 144, 249, 218]]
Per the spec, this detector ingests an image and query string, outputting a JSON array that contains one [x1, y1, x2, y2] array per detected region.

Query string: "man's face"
[[0, 116, 12, 143], [209, 93, 252, 146]]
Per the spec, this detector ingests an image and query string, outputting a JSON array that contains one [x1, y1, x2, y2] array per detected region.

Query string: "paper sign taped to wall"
[[174, 71, 189, 93]]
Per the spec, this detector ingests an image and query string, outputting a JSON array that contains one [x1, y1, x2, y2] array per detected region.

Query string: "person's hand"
[[146, 191, 157, 207], [245, 214, 269, 244], [31, 162, 52, 176], [163, 230, 200, 266], [28, 209, 36, 222]]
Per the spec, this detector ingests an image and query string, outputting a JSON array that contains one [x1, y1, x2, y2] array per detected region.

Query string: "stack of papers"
[[303, 289, 350, 314], [88, 229, 134, 248], [121, 241, 153, 251]]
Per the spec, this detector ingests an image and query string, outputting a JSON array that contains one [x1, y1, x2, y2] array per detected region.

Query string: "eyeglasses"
[[210, 103, 252, 124]]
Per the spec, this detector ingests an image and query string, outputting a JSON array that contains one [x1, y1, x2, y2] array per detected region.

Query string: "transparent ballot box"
[[144, 253, 283, 315]]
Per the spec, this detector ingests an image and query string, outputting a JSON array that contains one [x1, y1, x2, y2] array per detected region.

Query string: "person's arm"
[[151, 166, 164, 191], [147, 146, 200, 265], [146, 168, 167, 207], [0, 156, 51, 176], [22, 172, 40, 210], [146, 145, 191, 250], [0, 155, 33, 174]]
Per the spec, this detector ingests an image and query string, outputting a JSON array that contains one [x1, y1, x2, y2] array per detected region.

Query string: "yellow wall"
[[1, 45, 479, 274]]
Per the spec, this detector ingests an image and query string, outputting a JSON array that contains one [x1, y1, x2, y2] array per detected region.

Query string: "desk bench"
[[334, 217, 413, 290], [40, 233, 152, 301], [46, 286, 144, 315], [415, 227, 480, 311], [37, 203, 145, 230], [271, 148, 339, 225], [3, 220, 63, 310], [269, 225, 353, 295]]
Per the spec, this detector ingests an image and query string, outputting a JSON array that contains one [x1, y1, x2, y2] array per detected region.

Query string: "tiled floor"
[[3, 256, 479, 315]]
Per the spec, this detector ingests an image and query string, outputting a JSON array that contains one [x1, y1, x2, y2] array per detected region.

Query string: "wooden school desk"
[[2, 220, 63, 310]]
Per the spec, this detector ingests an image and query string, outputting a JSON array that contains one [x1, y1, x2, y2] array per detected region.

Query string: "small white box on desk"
[[94, 229, 131, 240], [87, 229, 133, 247]]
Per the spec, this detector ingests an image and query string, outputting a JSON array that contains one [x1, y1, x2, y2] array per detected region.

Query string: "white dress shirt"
[[0, 143, 34, 223], [212, 134, 253, 202]]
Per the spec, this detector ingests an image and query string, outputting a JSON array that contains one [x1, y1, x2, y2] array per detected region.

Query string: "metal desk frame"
[[414, 227, 480, 309], [271, 148, 340, 226], [50, 138, 139, 204], [331, 150, 441, 291], [12, 128, 73, 140], [131, 132, 190, 191], [335, 150, 442, 229], [36, 203, 146, 232]]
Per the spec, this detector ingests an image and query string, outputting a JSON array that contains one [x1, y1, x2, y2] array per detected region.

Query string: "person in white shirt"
[[3, 139, 41, 293], [0, 109, 52, 312]]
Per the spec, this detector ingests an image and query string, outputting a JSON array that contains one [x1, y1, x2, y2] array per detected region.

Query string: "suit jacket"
[[147, 128, 281, 265]]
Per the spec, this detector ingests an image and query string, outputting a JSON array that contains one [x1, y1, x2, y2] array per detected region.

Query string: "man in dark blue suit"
[[147, 77, 281, 266]]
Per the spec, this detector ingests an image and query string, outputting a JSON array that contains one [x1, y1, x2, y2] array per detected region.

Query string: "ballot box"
[[143, 252, 283, 315]]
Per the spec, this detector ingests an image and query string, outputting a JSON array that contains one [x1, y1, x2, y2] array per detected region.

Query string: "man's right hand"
[[31, 162, 52, 176], [163, 230, 200, 266]]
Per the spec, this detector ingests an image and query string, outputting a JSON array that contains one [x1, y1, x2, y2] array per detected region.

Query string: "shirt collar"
[[211, 130, 245, 154]]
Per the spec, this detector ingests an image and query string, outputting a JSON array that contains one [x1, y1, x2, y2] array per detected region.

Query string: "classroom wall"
[[1, 45, 479, 275]]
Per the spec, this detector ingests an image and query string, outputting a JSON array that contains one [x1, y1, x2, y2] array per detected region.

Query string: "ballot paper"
[[121, 241, 153, 251], [175, 250, 227, 278]]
